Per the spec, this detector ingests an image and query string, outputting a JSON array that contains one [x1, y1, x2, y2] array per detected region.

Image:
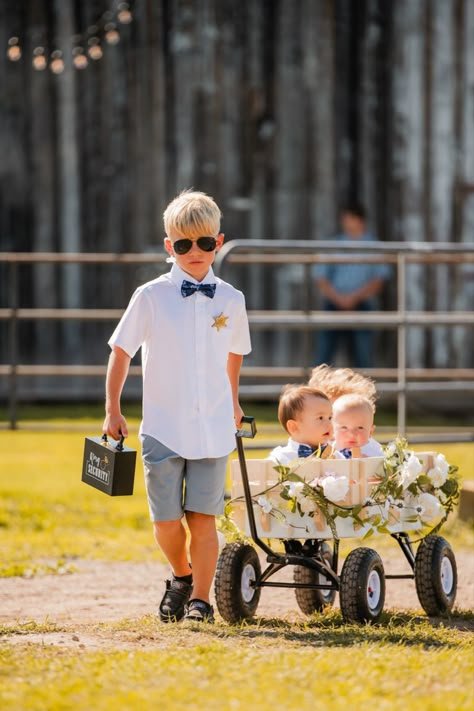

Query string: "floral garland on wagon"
[[224, 438, 460, 541]]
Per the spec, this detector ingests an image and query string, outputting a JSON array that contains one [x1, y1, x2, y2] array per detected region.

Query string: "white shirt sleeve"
[[229, 293, 251, 355], [108, 286, 152, 358], [361, 438, 384, 457]]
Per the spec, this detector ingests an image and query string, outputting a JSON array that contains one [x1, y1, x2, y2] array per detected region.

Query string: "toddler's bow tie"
[[298, 444, 316, 458], [297, 443, 328, 458], [181, 280, 216, 299]]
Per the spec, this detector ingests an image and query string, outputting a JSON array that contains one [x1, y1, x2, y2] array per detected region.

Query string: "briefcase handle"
[[101, 433, 126, 452]]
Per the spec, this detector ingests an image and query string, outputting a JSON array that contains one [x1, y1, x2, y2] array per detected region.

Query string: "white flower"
[[434, 453, 449, 477], [286, 481, 305, 499], [427, 466, 448, 489], [399, 453, 423, 489], [322, 475, 349, 503], [417, 493, 442, 525], [299, 497, 317, 514], [257, 496, 273, 514], [385, 442, 397, 457]]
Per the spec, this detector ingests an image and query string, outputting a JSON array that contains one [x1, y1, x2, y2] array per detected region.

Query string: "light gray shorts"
[[140, 433, 228, 522]]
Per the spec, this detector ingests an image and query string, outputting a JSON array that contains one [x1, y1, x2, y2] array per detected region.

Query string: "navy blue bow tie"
[[181, 280, 216, 299], [298, 444, 315, 458], [340, 448, 352, 459], [298, 443, 328, 458]]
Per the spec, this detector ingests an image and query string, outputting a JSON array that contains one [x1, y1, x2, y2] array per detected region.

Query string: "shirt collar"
[[170, 263, 216, 288]]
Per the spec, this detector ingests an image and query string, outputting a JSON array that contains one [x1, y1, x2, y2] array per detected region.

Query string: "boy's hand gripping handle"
[[236, 416, 257, 439]]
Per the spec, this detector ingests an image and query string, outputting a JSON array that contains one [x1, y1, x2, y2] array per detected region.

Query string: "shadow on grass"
[[188, 608, 474, 649]]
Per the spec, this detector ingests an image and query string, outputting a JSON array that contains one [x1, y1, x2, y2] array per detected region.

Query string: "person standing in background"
[[314, 204, 390, 369]]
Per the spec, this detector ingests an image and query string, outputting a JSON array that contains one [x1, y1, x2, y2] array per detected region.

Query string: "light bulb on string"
[[87, 37, 103, 60], [7, 37, 21, 62], [50, 49, 64, 74], [32, 47, 47, 70], [104, 22, 120, 45], [72, 46, 88, 69], [117, 2, 133, 24]]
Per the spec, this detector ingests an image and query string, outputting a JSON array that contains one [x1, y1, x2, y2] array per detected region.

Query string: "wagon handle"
[[236, 416, 257, 439]]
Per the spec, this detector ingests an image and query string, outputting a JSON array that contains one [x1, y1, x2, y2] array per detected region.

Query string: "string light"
[[50, 49, 64, 75], [72, 46, 88, 69], [32, 46, 47, 71], [87, 37, 103, 61], [104, 22, 120, 45], [7, 37, 21, 62], [5, 1, 134, 72], [117, 2, 133, 24]]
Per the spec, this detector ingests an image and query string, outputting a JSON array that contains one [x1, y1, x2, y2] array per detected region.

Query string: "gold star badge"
[[212, 312, 229, 332]]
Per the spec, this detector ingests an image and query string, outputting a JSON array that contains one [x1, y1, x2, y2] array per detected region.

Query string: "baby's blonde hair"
[[163, 189, 222, 239], [308, 364, 377, 406], [332, 393, 375, 420]]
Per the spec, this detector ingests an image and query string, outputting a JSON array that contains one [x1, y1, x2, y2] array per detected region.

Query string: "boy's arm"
[[103, 345, 131, 439], [227, 352, 244, 427]]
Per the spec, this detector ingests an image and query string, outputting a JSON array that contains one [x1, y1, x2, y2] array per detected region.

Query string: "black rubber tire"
[[339, 547, 385, 623], [293, 542, 336, 614], [214, 543, 261, 623], [414, 535, 457, 616]]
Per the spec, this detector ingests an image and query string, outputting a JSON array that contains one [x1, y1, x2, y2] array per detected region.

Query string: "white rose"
[[385, 442, 396, 457], [400, 453, 423, 489], [427, 466, 447, 489], [286, 481, 305, 499], [299, 497, 317, 514], [322, 475, 349, 503], [417, 492, 442, 525], [434, 453, 449, 478], [257, 496, 273, 514]]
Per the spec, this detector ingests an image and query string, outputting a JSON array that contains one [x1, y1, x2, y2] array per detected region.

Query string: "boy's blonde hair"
[[163, 189, 222, 239], [308, 364, 377, 406], [278, 385, 330, 435], [332, 393, 375, 419]]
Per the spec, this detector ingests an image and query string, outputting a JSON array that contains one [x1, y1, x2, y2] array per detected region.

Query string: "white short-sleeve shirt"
[[109, 264, 251, 459]]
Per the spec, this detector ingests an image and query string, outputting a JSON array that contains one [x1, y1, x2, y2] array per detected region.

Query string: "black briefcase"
[[82, 434, 136, 496]]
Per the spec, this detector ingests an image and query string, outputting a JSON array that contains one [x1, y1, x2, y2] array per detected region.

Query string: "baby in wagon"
[[332, 393, 383, 458], [268, 385, 344, 466], [308, 365, 383, 457]]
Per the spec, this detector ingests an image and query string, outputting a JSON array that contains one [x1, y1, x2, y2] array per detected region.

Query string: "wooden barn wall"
[[0, 0, 473, 394]]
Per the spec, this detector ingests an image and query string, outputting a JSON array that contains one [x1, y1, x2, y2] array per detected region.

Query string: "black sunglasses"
[[172, 236, 217, 255]]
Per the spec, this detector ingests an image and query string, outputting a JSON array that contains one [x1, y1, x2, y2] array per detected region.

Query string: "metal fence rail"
[[1, 243, 473, 435]]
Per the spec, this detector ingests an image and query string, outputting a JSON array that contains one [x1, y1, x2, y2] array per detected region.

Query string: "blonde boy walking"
[[103, 190, 251, 623]]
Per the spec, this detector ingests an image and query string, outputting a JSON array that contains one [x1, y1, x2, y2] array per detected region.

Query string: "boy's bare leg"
[[153, 520, 192, 577], [185, 511, 218, 603]]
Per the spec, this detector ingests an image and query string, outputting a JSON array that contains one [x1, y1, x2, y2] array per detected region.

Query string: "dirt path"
[[1, 548, 473, 648]]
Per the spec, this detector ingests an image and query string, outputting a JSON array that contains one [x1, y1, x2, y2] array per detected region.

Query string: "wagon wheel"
[[414, 535, 457, 616], [293, 542, 336, 614], [214, 543, 261, 623], [339, 547, 385, 623]]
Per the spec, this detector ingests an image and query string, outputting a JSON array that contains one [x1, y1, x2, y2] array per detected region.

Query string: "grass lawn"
[[1, 612, 474, 711], [0, 409, 473, 711]]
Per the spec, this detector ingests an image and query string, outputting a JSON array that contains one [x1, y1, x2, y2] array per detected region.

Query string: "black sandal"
[[183, 598, 215, 623], [158, 577, 193, 622]]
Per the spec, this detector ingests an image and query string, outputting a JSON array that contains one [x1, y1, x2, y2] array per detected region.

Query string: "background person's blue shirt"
[[312, 233, 391, 304]]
